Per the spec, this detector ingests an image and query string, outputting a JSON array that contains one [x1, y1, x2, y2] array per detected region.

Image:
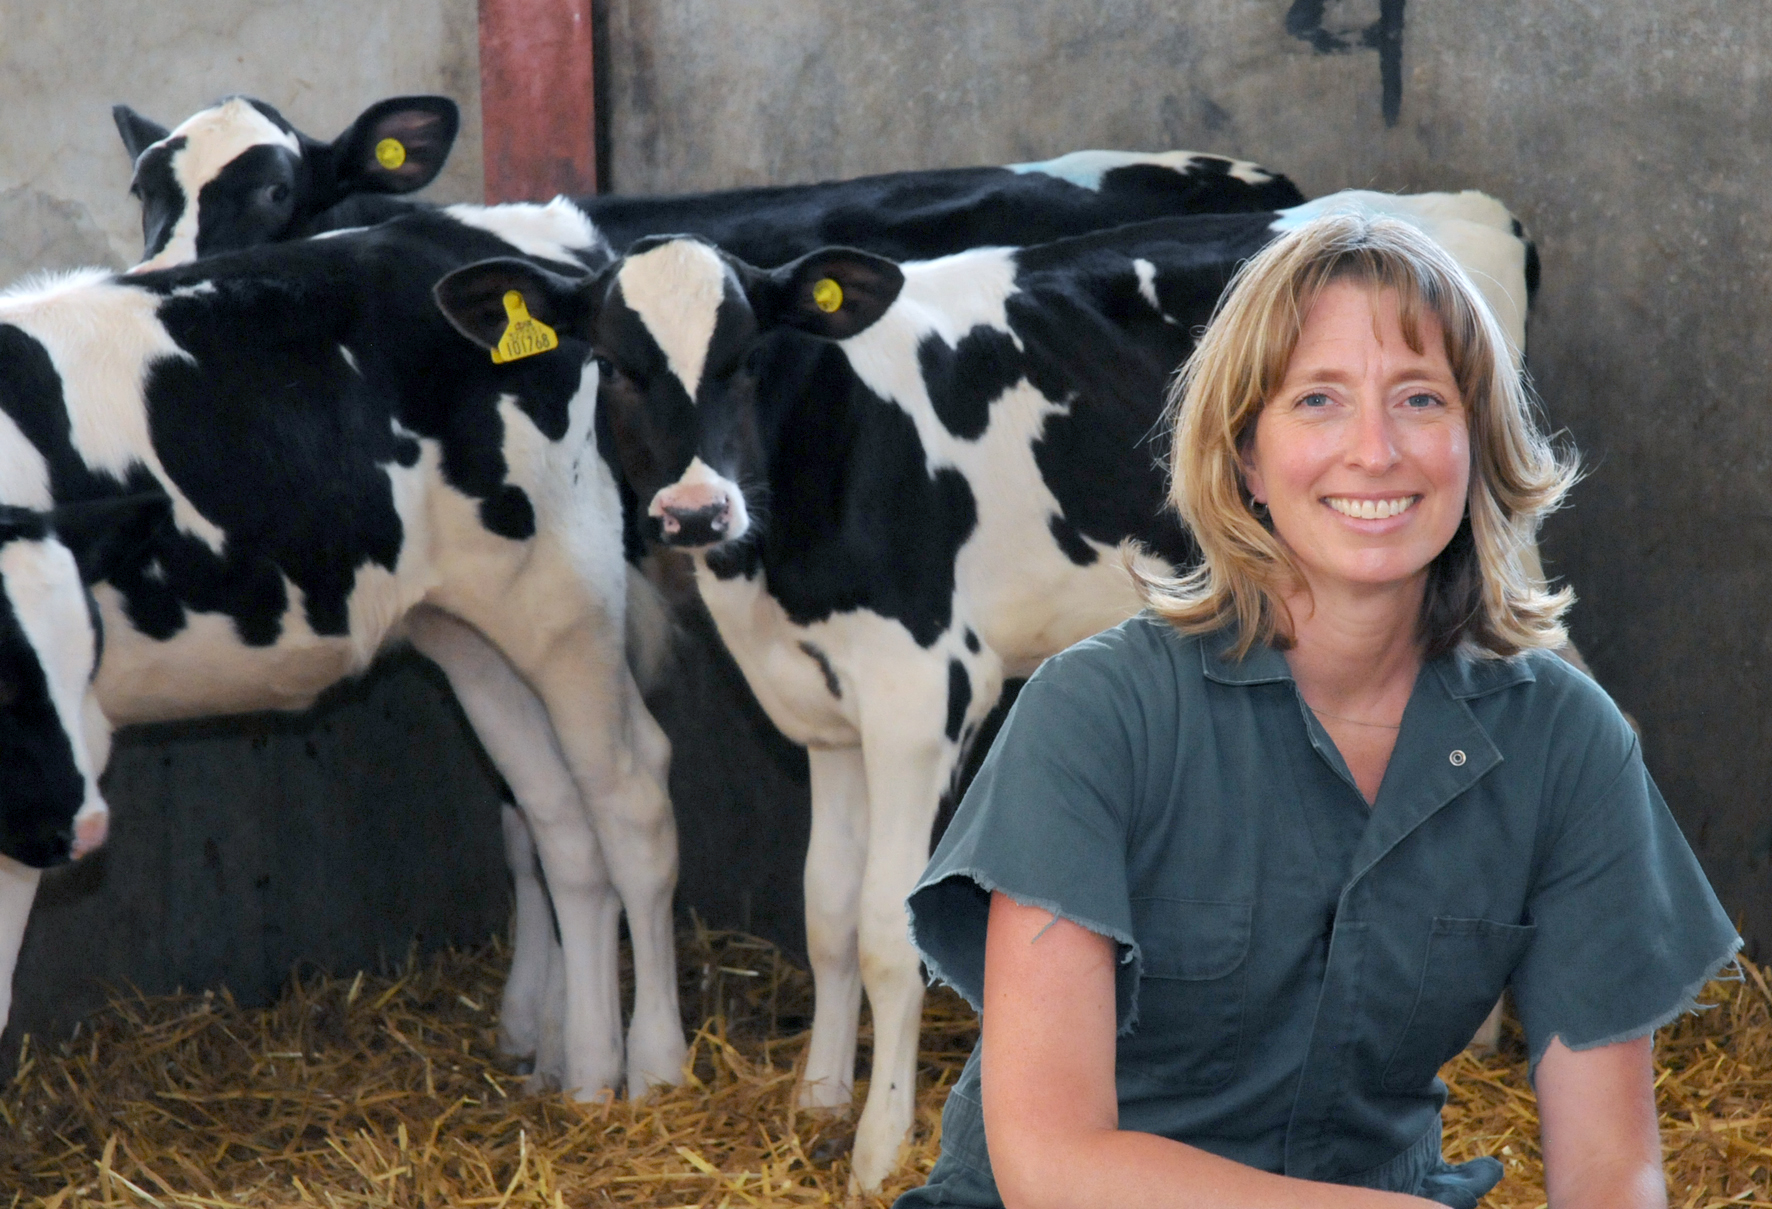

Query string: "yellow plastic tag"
[[375, 137, 407, 169], [812, 277, 844, 313], [491, 291, 559, 364]]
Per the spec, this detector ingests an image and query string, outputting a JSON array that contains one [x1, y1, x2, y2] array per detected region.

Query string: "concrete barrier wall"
[[600, 0, 1772, 958]]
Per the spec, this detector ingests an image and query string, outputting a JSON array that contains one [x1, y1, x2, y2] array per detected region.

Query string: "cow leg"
[[497, 801, 560, 1059], [0, 854, 43, 1035], [469, 608, 685, 1094], [406, 609, 624, 1093], [797, 745, 869, 1110], [848, 726, 960, 1193]]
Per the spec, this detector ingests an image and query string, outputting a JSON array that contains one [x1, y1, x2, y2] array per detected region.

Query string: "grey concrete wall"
[[600, 1, 1772, 957]]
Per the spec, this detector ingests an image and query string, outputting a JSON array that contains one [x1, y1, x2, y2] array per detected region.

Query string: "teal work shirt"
[[900, 615, 1740, 1205]]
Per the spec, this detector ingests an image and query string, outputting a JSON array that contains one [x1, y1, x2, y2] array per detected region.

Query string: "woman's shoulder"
[[1029, 612, 1209, 700], [1446, 645, 1641, 786]]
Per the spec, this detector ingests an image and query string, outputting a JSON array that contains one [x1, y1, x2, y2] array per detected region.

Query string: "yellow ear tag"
[[375, 137, 407, 169], [491, 291, 559, 364], [812, 277, 844, 313]]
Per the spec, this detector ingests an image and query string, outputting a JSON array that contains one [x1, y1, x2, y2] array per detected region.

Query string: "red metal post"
[[478, 0, 598, 202]]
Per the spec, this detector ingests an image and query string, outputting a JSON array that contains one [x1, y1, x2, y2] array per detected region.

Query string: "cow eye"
[[594, 356, 624, 384], [264, 182, 291, 205]]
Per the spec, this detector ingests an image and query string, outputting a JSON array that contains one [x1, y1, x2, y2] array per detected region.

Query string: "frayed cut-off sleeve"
[[1511, 737, 1742, 1072], [909, 668, 1144, 1034]]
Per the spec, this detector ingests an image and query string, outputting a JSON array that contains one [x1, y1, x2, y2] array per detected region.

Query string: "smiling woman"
[[896, 212, 1741, 1209]]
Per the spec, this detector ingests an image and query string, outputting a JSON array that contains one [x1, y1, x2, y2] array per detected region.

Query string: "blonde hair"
[[1137, 210, 1578, 660]]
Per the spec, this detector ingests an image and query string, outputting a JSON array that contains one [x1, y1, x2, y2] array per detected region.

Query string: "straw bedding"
[[1, 924, 1765, 1208]]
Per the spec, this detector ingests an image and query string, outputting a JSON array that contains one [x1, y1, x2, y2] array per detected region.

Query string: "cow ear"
[[112, 105, 170, 162], [763, 248, 905, 341], [434, 257, 592, 351], [331, 96, 460, 195], [50, 493, 170, 585]]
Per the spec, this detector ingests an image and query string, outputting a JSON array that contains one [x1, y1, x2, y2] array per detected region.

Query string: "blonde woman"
[[897, 213, 1738, 1208]]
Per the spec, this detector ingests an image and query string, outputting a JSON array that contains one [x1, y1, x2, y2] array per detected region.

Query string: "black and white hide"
[[116, 94, 1303, 269], [0, 201, 685, 1102], [434, 189, 1538, 1190]]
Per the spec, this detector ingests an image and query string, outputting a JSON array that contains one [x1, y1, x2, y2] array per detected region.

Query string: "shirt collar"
[[1199, 629, 1537, 699]]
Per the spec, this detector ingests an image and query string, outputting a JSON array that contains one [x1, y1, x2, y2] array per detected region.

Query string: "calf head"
[[115, 94, 459, 269], [0, 495, 167, 867], [435, 237, 904, 551]]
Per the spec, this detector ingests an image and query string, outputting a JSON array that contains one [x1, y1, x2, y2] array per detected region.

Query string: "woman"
[[896, 212, 1739, 1208]]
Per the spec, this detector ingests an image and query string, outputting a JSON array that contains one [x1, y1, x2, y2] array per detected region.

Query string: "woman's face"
[[1242, 279, 1471, 601]]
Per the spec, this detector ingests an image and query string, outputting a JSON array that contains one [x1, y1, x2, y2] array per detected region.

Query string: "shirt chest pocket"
[[1381, 916, 1537, 1092], [1125, 897, 1253, 1094]]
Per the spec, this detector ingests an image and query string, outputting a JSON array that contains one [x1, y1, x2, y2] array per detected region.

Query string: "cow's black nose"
[[658, 502, 730, 547]]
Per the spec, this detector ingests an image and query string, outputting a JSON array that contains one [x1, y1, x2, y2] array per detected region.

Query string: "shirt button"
[[1449, 749, 1467, 766]]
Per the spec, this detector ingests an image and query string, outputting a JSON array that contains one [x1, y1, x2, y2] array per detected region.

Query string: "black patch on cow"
[[738, 335, 977, 647], [1286, 0, 1407, 126], [582, 154, 1302, 269], [964, 628, 979, 654], [193, 143, 301, 257], [1048, 513, 1099, 566], [0, 555, 85, 867], [798, 641, 841, 699], [944, 659, 971, 744], [480, 485, 537, 540], [918, 326, 1023, 441], [999, 215, 1280, 571]]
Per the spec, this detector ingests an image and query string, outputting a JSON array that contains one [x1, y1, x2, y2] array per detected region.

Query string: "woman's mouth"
[[1324, 494, 1420, 520]]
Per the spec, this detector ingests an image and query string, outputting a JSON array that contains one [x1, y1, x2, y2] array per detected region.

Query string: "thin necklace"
[[1305, 702, 1401, 730]]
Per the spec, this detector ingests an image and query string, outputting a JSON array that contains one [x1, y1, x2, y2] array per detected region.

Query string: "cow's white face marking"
[[0, 275, 225, 553], [617, 241, 728, 403], [132, 99, 299, 273], [1271, 190, 1528, 366], [1133, 258, 1161, 310], [1, 539, 109, 856], [1007, 149, 1275, 191], [445, 200, 605, 264]]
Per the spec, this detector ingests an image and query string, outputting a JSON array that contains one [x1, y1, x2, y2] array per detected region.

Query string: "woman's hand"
[[980, 891, 1437, 1209], [1535, 1034, 1666, 1209]]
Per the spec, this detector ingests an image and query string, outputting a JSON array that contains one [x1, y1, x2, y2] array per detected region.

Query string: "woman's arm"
[[980, 891, 1437, 1209], [1535, 1035, 1666, 1209]]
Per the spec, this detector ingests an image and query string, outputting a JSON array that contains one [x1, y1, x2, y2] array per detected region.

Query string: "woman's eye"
[[1299, 391, 1332, 409], [1404, 392, 1441, 409]]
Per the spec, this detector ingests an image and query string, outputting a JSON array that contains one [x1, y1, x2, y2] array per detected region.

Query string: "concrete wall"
[[600, 0, 1772, 958]]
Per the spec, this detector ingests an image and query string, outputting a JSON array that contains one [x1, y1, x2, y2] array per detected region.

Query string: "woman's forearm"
[[991, 1123, 1437, 1209]]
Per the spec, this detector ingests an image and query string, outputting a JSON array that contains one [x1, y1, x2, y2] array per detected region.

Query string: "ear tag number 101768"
[[492, 291, 559, 364]]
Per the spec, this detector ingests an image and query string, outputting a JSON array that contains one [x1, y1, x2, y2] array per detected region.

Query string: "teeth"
[[1327, 495, 1418, 520]]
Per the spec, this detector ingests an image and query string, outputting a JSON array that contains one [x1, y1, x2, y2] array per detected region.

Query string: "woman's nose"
[[1345, 397, 1400, 472]]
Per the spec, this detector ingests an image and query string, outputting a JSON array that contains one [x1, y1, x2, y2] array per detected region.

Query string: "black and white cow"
[[0, 200, 688, 1101], [115, 95, 459, 271], [434, 190, 1537, 1189], [116, 95, 1303, 269]]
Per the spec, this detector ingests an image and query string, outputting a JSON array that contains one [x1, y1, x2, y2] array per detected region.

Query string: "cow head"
[[0, 495, 167, 867], [115, 94, 459, 270], [435, 237, 905, 551]]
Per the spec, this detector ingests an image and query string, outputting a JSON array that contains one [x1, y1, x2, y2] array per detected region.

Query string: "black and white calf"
[[0, 201, 686, 1100], [115, 95, 459, 271], [435, 190, 1536, 1189], [116, 95, 1303, 268]]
